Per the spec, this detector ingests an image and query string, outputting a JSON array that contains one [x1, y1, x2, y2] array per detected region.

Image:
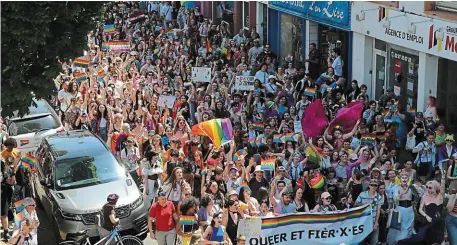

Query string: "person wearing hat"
[[409, 111, 427, 144], [355, 179, 383, 245], [74, 111, 92, 131], [223, 161, 246, 195], [438, 134, 457, 168], [274, 166, 291, 198], [9, 197, 39, 245], [265, 75, 278, 94], [312, 192, 337, 213], [245, 162, 269, 200]]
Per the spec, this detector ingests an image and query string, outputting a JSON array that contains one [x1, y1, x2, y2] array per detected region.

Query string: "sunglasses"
[[426, 186, 433, 189], [321, 197, 330, 201], [446, 140, 454, 142], [369, 183, 379, 187]]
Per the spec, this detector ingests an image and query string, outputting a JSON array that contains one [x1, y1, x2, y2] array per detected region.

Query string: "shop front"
[[351, 2, 457, 133], [268, 1, 352, 79]]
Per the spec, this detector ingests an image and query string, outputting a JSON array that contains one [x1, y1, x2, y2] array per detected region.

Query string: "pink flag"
[[328, 101, 364, 134], [301, 99, 328, 139]]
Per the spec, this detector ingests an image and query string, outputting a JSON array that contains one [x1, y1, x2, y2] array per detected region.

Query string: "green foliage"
[[1, 2, 105, 117]]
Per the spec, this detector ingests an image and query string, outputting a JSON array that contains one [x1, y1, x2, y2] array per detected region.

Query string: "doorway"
[[373, 49, 387, 100]]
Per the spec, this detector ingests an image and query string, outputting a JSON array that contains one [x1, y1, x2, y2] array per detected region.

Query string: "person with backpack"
[[120, 137, 141, 188], [98, 194, 120, 245]]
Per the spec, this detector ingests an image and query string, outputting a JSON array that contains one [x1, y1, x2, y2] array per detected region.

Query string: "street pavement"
[[1, 205, 157, 245]]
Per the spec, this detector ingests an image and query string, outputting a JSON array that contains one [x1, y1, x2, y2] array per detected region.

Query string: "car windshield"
[[54, 152, 126, 190], [8, 114, 59, 136]]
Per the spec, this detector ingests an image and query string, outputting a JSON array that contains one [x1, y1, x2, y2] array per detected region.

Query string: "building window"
[[242, 1, 250, 29], [435, 1, 457, 12]]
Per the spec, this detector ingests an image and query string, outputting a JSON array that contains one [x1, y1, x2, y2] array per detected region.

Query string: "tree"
[[1, 2, 105, 117]]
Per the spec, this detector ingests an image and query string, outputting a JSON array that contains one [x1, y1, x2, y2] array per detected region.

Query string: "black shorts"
[[1, 185, 13, 216]]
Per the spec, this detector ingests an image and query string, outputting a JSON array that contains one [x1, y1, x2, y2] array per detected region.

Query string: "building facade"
[[267, 1, 353, 79], [351, 1, 457, 133]]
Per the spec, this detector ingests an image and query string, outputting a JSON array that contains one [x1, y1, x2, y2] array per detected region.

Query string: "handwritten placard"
[[237, 217, 262, 238], [157, 95, 177, 109], [234, 76, 255, 91], [191, 67, 211, 83], [294, 121, 302, 133]]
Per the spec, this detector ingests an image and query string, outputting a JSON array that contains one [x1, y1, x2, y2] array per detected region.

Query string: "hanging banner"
[[243, 204, 373, 245]]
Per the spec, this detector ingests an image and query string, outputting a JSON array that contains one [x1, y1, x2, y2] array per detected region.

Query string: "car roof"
[[45, 130, 110, 161], [10, 99, 54, 120]]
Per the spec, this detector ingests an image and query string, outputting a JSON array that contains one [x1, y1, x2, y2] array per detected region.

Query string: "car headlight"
[[59, 209, 82, 221], [130, 195, 143, 210]]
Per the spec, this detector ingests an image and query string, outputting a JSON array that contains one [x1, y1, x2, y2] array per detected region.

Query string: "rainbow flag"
[[75, 103, 82, 111], [360, 133, 376, 147], [233, 149, 247, 161], [104, 24, 115, 35], [304, 145, 320, 165], [166, 29, 175, 38], [74, 72, 87, 84], [101, 42, 110, 50], [273, 134, 285, 143], [118, 3, 126, 10], [14, 200, 25, 213], [242, 180, 250, 190], [409, 108, 416, 117], [155, 38, 161, 46], [21, 153, 37, 169], [180, 215, 196, 225], [261, 157, 275, 171], [226, 50, 231, 60], [304, 87, 316, 97], [249, 137, 256, 147], [201, 167, 207, 175], [54, 77, 62, 90], [20, 139, 30, 146], [284, 133, 298, 142], [285, 54, 293, 63], [261, 204, 372, 229], [97, 70, 106, 84], [206, 39, 212, 53], [14, 212, 25, 228], [310, 173, 325, 189], [74, 57, 89, 68], [191, 119, 233, 148], [256, 135, 265, 147], [109, 40, 130, 53], [252, 122, 264, 131], [154, 26, 163, 33]]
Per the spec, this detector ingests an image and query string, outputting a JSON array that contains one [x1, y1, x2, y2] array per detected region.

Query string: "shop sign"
[[269, 1, 351, 30], [352, 2, 457, 61]]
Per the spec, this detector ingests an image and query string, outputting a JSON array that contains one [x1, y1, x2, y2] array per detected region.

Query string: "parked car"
[[33, 130, 148, 241], [5, 99, 64, 154]]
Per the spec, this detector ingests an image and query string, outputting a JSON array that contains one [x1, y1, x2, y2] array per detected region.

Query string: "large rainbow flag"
[[304, 145, 321, 165], [261, 157, 276, 171], [103, 24, 115, 35], [191, 119, 233, 148], [21, 153, 37, 169]]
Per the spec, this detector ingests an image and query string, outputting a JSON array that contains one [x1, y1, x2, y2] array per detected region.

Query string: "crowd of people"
[[2, 1, 457, 245]]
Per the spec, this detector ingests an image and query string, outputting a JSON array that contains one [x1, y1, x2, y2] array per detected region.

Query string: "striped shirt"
[[355, 191, 383, 224]]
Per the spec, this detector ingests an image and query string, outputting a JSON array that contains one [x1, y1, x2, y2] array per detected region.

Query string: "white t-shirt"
[[226, 177, 243, 194], [58, 90, 72, 112]]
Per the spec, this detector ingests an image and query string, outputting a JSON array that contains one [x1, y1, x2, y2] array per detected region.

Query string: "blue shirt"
[[355, 191, 383, 224], [255, 70, 269, 85], [332, 56, 343, 76]]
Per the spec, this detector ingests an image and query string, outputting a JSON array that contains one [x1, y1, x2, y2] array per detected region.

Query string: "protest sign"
[[234, 76, 255, 91], [294, 121, 302, 133], [237, 217, 262, 240], [191, 67, 211, 83], [158, 95, 176, 109], [245, 204, 373, 245]]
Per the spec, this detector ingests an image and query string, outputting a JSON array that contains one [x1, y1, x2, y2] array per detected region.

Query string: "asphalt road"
[[1, 205, 157, 245]]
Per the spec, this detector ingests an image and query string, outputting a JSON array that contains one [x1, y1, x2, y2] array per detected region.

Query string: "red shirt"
[[149, 201, 176, 231]]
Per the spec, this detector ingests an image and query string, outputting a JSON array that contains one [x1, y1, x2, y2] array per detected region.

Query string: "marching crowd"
[[1, 1, 457, 245]]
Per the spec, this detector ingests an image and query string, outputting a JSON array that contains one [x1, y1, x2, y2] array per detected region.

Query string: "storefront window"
[[437, 58, 457, 134], [279, 14, 303, 67], [387, 47, 418, 111], [319, 26, 349, 77]]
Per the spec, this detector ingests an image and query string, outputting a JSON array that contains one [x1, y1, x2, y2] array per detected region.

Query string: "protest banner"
[[244, 204, 373, 245], [191, 67, 211, 83], [237, 217, 262, 240], [234, 76, 255, 91], [158, 95, 176, 109]]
